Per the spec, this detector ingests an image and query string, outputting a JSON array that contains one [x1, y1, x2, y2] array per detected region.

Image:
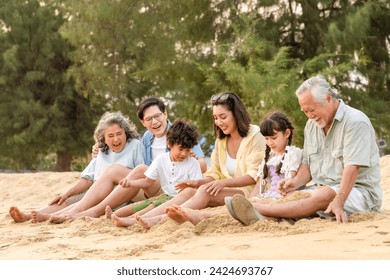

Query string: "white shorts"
[[329, 186, 370, 215], [303, 185, 370, 216]]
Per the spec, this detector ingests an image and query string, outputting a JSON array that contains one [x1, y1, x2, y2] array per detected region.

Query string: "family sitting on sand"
[[9, 75, 382, 229]]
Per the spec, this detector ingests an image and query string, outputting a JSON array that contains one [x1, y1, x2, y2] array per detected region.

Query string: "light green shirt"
[[303, 100, 382, 211]]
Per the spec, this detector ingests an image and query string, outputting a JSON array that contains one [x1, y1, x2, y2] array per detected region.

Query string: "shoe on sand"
[[225, 196, 239, 220], [231, 194, 264, 226]]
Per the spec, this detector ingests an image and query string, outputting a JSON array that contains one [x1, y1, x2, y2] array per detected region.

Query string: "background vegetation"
[[1, 0, 389, 171]]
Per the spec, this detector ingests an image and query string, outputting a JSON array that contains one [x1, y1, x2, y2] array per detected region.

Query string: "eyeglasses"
[[210, 93, 230, 103], [143, 112, 163, 123]]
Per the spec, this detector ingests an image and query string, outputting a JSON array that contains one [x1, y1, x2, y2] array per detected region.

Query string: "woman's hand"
[[48, 194, 68, 206], [202, 180, 226, 196], [91, 143, 99, 158]]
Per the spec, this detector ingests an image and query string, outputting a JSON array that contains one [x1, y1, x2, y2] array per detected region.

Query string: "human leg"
[[63, 164, 133, 215], [165, 205, 213, 226], [254, 187, 336, 218], [179, 186, 245, 209], [123, 188, 198, 229]]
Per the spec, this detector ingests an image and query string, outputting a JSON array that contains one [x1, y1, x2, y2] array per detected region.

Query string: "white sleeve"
[[281, 146, 303, 173]]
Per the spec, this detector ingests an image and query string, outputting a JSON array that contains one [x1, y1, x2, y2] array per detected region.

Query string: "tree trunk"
[[55, 151, 72, 171]]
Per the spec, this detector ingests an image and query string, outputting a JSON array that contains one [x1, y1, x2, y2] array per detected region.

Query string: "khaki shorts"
[[131, 194, 173, 212]]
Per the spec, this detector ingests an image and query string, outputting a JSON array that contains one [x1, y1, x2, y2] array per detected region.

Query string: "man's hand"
[[324, 195, 348, 223], [277, 178, 297, 197]]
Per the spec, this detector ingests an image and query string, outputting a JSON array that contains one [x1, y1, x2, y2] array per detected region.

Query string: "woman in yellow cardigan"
[[115, 92, 265, 229]]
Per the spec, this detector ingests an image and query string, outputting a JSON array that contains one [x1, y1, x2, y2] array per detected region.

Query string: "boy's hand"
[[175, 180, 198, 191], [119, 178, 131, 188]]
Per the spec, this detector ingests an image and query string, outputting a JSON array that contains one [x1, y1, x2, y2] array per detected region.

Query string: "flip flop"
[[224, 196, 239, 220], [231, 194, 264, 226]]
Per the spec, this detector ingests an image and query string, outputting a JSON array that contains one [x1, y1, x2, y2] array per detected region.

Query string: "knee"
[[179, 188, 197, 199], [312, 187, 336, 205], [194, 185, 211, 198], [105, 164, 123, 175]]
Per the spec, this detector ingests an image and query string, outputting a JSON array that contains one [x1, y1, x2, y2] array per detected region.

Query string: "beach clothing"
[[130, 194, 173, 212], [81, 139, 144, 181], [225, 153, 236, 177], [145, 152, 203, 196], [205, 124, 265, 197], [256, 146, 302, 199], [302, 100, 382, 212], [151, 135, 167, 159], [141, 121, 205, 166], [303, 184, 371, 217], [65, 139, 144, 205]]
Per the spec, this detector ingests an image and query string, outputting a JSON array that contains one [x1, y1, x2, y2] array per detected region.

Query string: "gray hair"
[[94, 111, 139, 154], [295, 74, 338, 103]]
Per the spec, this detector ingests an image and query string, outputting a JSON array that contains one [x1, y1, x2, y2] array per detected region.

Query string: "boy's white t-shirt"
[[144, 152, 203, 196], [151, 135, 167, 160]]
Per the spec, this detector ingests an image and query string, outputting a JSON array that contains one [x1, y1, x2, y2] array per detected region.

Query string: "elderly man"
[[229, 74, 382, 224]]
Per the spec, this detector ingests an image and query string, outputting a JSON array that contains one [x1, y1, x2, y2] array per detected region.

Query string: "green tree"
[[0, 0, 94, 170]]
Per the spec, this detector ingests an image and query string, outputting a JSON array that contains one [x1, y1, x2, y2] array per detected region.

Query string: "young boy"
[[106, 119, 203, 218]]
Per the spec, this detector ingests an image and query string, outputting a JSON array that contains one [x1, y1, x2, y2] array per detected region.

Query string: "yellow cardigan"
[[205, 124, 265, 195]]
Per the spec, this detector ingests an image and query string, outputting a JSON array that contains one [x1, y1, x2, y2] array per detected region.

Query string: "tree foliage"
[[1, 0, 389, 170], [0, 0, 94, 170]]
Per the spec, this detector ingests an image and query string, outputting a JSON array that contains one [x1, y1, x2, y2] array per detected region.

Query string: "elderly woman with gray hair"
[[9, 111, 143, 223]]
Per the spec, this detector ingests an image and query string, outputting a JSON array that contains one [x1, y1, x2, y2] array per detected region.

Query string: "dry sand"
[[1, 156, 390, 260]]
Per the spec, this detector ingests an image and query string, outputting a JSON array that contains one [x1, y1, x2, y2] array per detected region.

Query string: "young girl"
[[166, 111, 302, 226], [225, 111, 302, 225]]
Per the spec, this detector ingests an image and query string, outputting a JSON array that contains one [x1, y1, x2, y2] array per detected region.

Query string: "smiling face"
[[298, 89, 335, 129], [140, 105, 168, 138], [104, 123, 127, 153], [212, 104, 237, 136]]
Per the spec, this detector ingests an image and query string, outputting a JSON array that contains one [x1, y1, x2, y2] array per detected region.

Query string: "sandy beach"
[[1, 156, 390, 260]]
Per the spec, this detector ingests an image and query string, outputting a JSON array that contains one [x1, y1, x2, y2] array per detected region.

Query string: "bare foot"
[[105, 206, 113, 219], [135, 214, 164, 230], [166, 206, 211, 226], [111, 214, 136, 227], [49, 215, 72, 224], [31, 211, 52, 223], [9, 206, 31, 223], [165, 206, 188, 224]]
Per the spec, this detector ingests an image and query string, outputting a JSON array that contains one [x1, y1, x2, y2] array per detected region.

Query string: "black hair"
[[211, 92, 251, 139], [136, 97, 166, 120], [260, 111, 294, 178], [166, 119, 199, 149]]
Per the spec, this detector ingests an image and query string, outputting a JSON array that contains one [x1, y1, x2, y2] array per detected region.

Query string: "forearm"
[[127, 177, 155, 189], [197, 158, 207, 173], [64, 178, 93, 197], [335, 165, 359, 204], [222, 174, 256, 188], [197, 176, 214, 186], [293, 164, 312, 189]]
